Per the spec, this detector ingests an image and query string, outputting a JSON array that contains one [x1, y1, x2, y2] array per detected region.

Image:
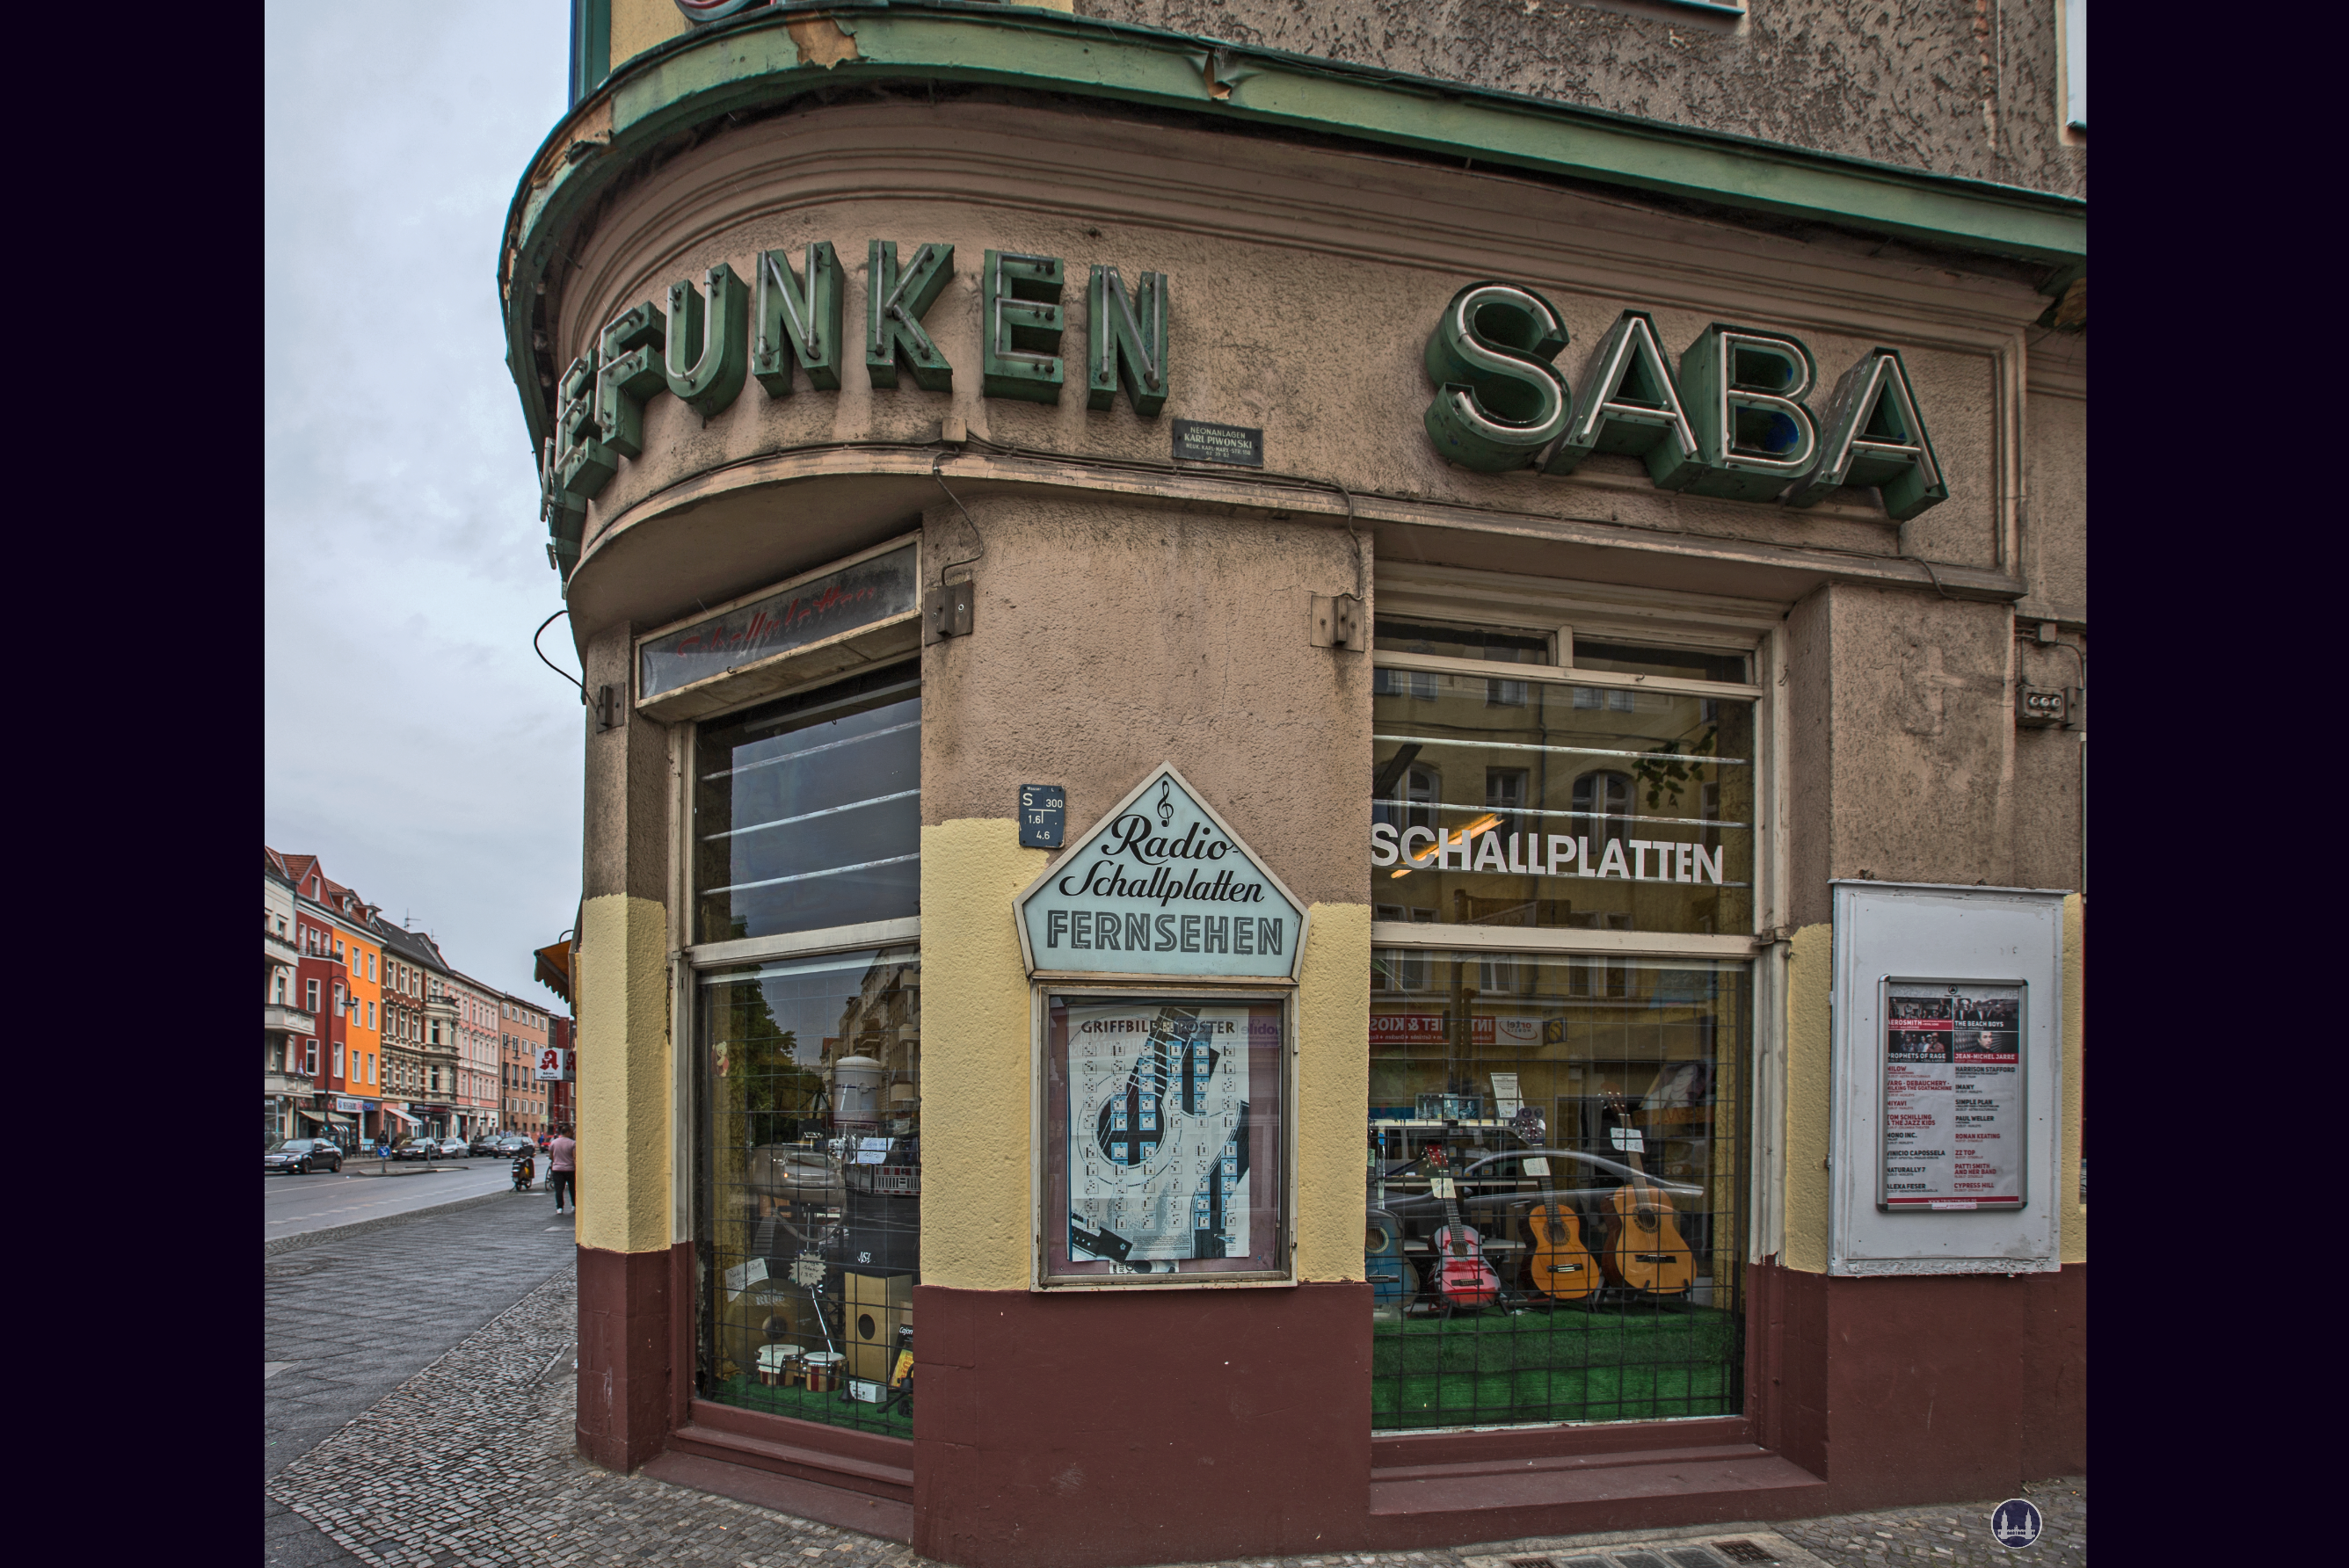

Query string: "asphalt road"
[[264, 1158, 521, 1239]]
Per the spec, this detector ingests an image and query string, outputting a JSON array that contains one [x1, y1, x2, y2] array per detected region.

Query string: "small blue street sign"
[[1020, 783, 1066, 849], [1989, 1498, 2044, 1550]]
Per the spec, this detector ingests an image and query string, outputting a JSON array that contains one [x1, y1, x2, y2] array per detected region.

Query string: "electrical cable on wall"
[[931, 452, 986, 585], [535, 609, 586, 704]]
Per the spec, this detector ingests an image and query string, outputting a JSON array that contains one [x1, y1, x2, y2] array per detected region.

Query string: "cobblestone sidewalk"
[[267, 1267, 2083, 1568]]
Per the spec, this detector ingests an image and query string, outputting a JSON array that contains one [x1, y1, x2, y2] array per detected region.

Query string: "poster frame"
[[1030, 980, 1298, 1292], [1875, 975, 2027, 1213]]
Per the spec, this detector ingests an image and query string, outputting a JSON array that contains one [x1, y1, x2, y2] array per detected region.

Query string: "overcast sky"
[[265, 2, 584, 1005]]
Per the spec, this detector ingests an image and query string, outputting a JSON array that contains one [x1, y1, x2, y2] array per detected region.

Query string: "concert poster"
[[1880, 981, 2025, 1212]]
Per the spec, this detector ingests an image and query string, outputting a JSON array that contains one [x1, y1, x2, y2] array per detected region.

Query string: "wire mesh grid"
[[1367, 951, 1748, 1431]]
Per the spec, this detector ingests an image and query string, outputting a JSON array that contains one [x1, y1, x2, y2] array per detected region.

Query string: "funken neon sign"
[[1422, 282, 1949, 521]]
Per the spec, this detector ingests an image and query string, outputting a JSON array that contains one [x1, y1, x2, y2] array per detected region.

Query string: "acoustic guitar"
[[1523, 1152, 1599, 1302], [1597, 1090, 1695, 1297], [1423, 1143, 1501, 1310]]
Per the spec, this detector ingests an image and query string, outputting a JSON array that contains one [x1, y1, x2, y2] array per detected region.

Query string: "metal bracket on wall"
[[1309, 592, 1364, 651], [592, 684, 624, 733], [932, 578, 975, 639]]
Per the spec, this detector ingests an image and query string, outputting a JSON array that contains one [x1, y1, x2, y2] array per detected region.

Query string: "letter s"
[[1422, 282, 1572, 473], [1156, 914, 1178, 951], [1370, 821, 1400, 867]]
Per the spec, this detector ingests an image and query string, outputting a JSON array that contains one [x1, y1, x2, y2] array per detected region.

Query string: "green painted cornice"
[[500, 3, 2086, 450]]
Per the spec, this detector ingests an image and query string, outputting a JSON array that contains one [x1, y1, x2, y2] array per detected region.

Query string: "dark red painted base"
[[1749, 1259, 2086, 1511], [912, 1282, 1374, 1568], [576, 1242, 691, 1472], [571, 1255, 2084, 1564]]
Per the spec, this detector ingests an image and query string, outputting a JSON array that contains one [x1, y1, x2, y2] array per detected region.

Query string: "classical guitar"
[[1597, 1091, 1695, 1296], [1423, 1143, 1501, 1310], [1523, 1152, 1599, 1302]]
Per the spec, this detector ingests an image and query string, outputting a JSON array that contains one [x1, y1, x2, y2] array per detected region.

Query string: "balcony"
[[264, 1070, 312, 1097], [265, 1005, 316, 1034]]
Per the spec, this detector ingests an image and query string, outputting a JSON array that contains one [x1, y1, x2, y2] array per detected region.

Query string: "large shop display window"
[[691, 667, 922, 1436], [1367, 619, 1756, 1432]]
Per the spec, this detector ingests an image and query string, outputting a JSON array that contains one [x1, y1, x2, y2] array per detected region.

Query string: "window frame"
[[1369, 569, 1795, 1270], [1029, 981, 1299, 1291]]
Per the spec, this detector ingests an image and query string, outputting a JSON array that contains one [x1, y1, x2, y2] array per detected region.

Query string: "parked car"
[[435, 1137, 469, 1158], [266, 1138, 344, 1176], [491, 1135, 534, 1157], [389, 1137, 438, 1162], [467, 1135, 503, 1157]]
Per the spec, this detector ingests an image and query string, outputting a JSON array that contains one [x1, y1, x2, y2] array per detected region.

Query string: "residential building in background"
[[264, 859, 312, 1139], [498, 995, 554, 1138], [268, 846, 571, 1149]]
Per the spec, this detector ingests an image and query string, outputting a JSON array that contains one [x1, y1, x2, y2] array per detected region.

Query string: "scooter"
[[512, 1154, 535, 1193]]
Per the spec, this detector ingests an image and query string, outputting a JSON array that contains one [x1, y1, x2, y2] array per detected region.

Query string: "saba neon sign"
[[1422, 283, 1948, 520]]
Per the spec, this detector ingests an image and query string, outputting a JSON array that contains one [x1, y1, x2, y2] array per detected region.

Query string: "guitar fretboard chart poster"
[[1880, 981, 2025, 1210], [1044, 997, 1285, 1282]]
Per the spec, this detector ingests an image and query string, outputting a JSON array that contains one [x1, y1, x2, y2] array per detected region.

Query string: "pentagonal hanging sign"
[[1015, 764, 1308, 981]]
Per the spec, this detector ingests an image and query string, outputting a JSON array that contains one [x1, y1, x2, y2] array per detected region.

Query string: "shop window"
[[1371, 636, 1754, 938], [695, 944, 922, 1434], [694, 664, 920, 944], [1366, 950, 1747, 1430]]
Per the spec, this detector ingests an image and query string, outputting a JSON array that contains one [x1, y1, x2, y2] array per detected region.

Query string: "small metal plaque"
[[1172, 418, 1263, 468], [1019, 783, 1066, 848]]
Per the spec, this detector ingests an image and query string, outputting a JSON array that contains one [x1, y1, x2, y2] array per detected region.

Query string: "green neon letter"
[[1651, 324, 1820, 500], [594, 301, 666, 459], [1421, 282, 1572, 472], [982, 250, 1065, 403], [1544, 309, 1699, 480], [1086, 265, 1167, 416], [752, 243, 841, 396], [551, 350, 615, 503], [1783, 348, 1948, 519], [663, 262, 749, 417], [865, 241, 954, 392]]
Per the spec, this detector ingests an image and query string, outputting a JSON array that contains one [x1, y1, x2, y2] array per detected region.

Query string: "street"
[[265, 1158, 519, 1241]]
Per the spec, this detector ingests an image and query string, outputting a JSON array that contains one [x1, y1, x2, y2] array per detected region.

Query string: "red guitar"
[[1423, 1144, 1501, 1309]]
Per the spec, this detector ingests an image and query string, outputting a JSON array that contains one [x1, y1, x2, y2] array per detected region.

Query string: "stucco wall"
[[544, 98, 2053, 651], [1082, 0, 2085, 199]]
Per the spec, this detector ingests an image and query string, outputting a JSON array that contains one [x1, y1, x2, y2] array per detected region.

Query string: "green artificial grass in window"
[[1371, 1303, 1738, 1429]]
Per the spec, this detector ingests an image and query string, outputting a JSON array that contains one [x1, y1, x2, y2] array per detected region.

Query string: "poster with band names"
[[1880, 981, 2025, 1210], [1065, 1002, 1251, 1268]]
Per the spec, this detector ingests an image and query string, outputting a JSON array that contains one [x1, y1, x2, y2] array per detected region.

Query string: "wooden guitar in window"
[[1598, 1091, 1694, 1296], [1522, 1151, 1599, 1302], [1422, 1143, 1501, 1310]]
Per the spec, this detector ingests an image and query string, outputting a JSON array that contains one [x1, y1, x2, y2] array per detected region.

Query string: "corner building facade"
[[511, 6, 2085, 1563]]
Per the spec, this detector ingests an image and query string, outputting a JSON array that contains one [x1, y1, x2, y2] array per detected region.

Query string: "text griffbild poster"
[[1881, 982, 2025, 1209]]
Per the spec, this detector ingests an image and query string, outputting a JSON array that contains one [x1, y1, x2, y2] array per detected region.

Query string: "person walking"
[[549, 1123, 577, 1216]]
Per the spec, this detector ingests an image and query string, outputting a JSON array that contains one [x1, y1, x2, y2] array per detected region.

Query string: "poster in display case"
[[1880, 980, 2025, 1211], [1041, 993, 1288, 1286]]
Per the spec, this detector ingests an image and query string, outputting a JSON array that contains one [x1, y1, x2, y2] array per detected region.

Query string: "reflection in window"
[[1373, 667, 1753, 937], [1365, 951, 1746, 1430], [695, 665, 920, 944], [696, 947, 920, 1436]]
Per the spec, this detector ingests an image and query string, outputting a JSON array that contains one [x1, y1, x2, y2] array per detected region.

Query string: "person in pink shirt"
[[549, 1124, 578, 1216]]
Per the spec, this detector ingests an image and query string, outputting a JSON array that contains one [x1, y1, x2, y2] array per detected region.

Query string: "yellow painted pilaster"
[[608, 0, 688, 71], [918, 819, 1047, 1291], [1294, 902, 1370, 1283], [1781, 922, 1833, 1274], [575, 892, 673, 1256]]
